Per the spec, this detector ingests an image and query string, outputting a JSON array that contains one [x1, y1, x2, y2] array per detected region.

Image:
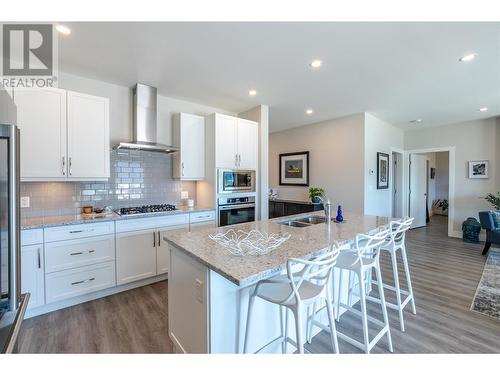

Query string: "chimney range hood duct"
[[114, 83, 179, 153]]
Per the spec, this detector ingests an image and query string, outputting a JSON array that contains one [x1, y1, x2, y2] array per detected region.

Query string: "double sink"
[[278, 215, 332, 228]]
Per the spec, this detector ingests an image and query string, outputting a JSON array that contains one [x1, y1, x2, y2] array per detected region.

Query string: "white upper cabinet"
[[67, 91, 110, 179], [213, 114, 258, 170], [13, 88, 110, 180], [236, 118, 258, 170], [215, 114, 238, 169], [172, 113, 205, 180], [14, 87, 67, 179]]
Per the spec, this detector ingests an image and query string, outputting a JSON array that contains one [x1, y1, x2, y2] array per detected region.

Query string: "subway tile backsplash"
[[21, 149, 197, 218]]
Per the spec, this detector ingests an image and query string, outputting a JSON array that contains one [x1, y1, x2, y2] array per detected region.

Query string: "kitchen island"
[[164, 212, 391, 354]]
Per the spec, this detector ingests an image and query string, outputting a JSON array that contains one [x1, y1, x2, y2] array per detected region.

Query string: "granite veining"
[[21, 205, 215, 230], [164, 212, 392, 286], [471, 249, 500, 319]]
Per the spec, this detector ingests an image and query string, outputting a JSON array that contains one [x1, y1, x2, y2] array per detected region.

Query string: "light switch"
[[20, 196, 30, 208], [195, 278, 204, 303]]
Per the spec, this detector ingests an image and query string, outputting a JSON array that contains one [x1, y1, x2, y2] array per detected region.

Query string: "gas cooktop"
[[118, 204, 177, 216]]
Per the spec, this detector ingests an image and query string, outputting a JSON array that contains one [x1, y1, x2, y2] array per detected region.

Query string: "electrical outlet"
[[195, 278, 204, 303], [20, 196, 30, 208]]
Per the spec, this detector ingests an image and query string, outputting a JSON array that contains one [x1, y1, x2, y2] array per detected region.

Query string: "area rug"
[[471, 249, 500, 319]]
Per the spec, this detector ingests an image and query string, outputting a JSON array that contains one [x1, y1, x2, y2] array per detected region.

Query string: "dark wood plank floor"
[[18, 216, 500, 353]]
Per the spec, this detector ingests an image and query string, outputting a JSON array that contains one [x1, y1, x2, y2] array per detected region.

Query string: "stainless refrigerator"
[[0, 92, 29, 353]]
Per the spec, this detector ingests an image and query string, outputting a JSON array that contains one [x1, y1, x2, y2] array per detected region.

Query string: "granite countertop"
[[21, 205, 216, 230], [164, 212, 391, 287]]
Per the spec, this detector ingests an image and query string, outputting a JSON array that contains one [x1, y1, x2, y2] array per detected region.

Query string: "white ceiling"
[[59, 22, 500, 132]]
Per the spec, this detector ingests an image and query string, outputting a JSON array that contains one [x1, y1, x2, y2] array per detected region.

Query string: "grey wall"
[[435, 151, 449, 200]]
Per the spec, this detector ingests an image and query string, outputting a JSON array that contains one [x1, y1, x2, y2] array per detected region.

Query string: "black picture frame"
[[279, 151, 309, 186], [377, 152, 389, 189]]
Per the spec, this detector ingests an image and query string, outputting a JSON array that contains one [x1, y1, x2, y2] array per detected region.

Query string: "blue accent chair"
[[478, 211, 500, 255]]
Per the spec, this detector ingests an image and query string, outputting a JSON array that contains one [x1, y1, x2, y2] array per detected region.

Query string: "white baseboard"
[[25, 273, 168, 319]]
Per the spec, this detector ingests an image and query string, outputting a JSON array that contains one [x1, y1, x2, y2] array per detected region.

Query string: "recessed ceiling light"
[[310, 60, 322, 68], [459, 53, 477, 62], [306, 109, 314, 115], [410, 119, 423, 124], [479, 107, 489, 112], [55, 24, 71, 35], [248, 89, 257, 96]]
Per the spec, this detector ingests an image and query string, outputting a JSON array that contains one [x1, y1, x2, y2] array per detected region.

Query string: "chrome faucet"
[[316, 192, 332, 225]]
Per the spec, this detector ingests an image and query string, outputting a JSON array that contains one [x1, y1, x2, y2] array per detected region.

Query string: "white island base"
[[168, 244, 363, 354]]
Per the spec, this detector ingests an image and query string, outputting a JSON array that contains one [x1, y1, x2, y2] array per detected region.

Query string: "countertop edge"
[[21, 206, 216, 230]]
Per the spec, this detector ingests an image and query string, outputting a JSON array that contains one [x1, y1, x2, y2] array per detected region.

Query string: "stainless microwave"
[[217, 169, 255, 194]]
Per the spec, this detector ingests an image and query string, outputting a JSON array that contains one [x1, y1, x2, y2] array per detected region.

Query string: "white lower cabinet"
[[45, 261, 116, 304], [45, 234, 115, 273], [157, 225, 190, 275], [116, 229, 157, 285], [21, 244, 45, 309]]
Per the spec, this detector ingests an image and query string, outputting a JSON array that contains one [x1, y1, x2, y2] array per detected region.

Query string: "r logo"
[[2, 24, 53, 76]]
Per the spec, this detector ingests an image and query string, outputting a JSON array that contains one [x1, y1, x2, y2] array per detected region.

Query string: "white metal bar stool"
[[328, 228, 393, 354], [371, 217, 416, 332], [243, 243, 341, 354]]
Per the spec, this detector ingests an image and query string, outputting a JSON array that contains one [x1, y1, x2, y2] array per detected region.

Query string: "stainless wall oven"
[[218, 196, 256, 227], [218, 169, 255, 194]]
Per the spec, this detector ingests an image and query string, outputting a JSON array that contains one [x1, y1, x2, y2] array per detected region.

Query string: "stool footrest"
[[338, 302, 386, 328]]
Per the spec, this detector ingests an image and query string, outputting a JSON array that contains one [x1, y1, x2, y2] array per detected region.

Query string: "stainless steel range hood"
[[114, 83, 179, 153]]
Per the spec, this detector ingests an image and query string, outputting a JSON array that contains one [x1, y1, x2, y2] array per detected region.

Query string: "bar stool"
[[372, 217, 415, 332], [327, 228, 393, 354], [243, 243, 341, 354]]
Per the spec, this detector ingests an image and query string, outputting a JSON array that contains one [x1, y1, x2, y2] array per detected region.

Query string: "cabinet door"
[[177, 113, 205, 180], [67, 91, 110, 179], [116, 229, 157, 285], [14, 87, 67, 179], [157, 225, 189, 275], [237, 119, 258, 170], [215, 114, 237, 169], [21, 245, 45, 309]]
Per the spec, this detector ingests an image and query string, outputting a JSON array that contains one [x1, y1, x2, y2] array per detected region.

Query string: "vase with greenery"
[[308, 187, 324, 203], [483, 192, 500, 211]]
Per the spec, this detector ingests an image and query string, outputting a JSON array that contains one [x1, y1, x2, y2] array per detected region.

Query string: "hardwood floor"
[[18, 215, 500, 353]]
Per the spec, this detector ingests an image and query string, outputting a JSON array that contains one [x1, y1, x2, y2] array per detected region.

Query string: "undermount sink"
[[295, 216, 327, 224], [277, 215, 333, 227], [278, 220, 312, 228]]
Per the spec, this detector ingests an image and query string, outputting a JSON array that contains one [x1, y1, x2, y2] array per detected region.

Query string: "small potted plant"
[[308, 187, 324, 204], [483, 192, 500, 211]]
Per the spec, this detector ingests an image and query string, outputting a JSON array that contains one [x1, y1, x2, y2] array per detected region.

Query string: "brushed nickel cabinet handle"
[[62, 156, 66, 175], [69, 157, 72, 176], [181, 162, 185, 176], [37, 248, 41, 269], [70, 250, 95, 256], [71, 277, 95, 286], [157, 231, 161, 247], [153, 231, 156, 247]]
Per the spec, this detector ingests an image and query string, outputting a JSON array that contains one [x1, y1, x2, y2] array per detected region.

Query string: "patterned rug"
[[471, 249, 500, 319]]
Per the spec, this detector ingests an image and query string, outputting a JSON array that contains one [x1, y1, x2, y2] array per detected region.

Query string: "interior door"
[[67, 91, 110, 178], [14, 87, 67, 179], [409, 154, 428, 228]]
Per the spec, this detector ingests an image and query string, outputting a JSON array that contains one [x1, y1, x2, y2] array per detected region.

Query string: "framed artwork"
[[469, 160, 489, 179], [279, 151, 309, 186], [377, 152, 389, 189], [430, 167, 436, 179]]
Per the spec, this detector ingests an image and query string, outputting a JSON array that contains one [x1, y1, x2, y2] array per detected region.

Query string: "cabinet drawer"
[[44, 221, 114, 242], [45, 261, 116, 304], [21, 229, 44, 246], [45, 234, 115, 273], [115, 214, 189, 233], [189, 210, 216, 224]]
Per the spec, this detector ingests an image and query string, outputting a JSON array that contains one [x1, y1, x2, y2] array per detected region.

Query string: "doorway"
[[409, 151, 450, 229]]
